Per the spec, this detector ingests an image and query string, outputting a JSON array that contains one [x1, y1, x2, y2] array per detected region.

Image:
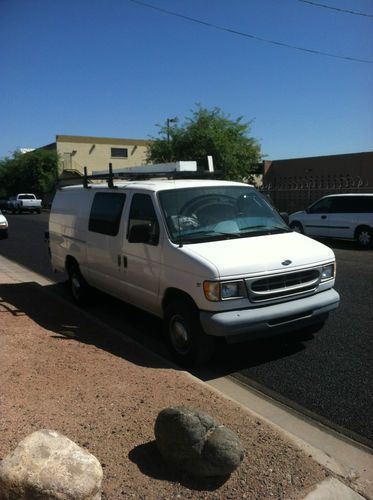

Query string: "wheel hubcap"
[[359, 231, 370, 246], [71, 275, 81, 299], [170, 316, 190, 354]]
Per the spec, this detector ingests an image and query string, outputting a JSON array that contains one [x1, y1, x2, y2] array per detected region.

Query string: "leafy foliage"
[[147, 106, 261, 180], [0, 149, 59, 198]]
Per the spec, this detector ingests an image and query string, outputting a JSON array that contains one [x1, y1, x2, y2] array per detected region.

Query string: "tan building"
[[42, 135, 150, 175]]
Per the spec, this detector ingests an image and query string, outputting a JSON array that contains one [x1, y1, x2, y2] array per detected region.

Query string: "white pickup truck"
[[7, 193, 42, 214]]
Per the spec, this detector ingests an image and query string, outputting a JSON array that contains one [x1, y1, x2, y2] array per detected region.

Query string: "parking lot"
[[0, 211, 372, 447]]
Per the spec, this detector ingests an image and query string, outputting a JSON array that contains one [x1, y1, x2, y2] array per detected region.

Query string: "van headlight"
[[0, 221, 7, 228], [321, 263, 335, 281], [203, 280, 246, 301]]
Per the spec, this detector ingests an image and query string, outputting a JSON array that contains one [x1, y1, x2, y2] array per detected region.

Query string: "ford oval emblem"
[[282, 259, 292, 266]]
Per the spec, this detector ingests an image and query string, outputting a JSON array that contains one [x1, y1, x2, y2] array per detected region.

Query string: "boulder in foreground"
[[0, 429, 103, 499], [154, 406, 244, 477]]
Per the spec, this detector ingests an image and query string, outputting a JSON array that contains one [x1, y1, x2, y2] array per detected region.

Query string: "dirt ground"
[[0, 281, 331, 499]]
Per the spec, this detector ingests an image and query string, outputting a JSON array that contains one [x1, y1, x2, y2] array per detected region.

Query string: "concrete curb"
[[303, 478, 366, 499]]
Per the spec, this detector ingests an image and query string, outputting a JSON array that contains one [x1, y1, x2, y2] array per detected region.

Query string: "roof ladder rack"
[[58, 161, 222, 188]]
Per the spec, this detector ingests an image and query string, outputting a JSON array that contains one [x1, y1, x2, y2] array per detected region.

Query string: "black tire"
[[68, 263, 91, 306], [290, 221, 304, 234], [164, 298, 215, 367], [355, 226, 372, 249]]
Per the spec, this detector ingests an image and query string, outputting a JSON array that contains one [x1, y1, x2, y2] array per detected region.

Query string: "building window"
[[111, 147, 128, 158], [89, 192, 126, 236]]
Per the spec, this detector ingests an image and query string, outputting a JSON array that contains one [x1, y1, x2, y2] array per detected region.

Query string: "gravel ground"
[[0, 281, 331, 499]]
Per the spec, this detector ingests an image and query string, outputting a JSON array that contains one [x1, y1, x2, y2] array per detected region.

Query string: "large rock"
[[154, 406, 244, 477], [0, 429, 103, 499]]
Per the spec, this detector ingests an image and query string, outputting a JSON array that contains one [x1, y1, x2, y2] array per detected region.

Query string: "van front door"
[[119, 193, 162, 315], [305, 197, 333, 238]]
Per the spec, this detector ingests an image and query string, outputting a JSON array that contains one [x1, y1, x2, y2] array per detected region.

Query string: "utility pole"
[[166, 117, 177, 161]]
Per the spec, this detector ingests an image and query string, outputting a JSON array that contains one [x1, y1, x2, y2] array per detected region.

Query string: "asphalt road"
[[1, 211, 372, 447]]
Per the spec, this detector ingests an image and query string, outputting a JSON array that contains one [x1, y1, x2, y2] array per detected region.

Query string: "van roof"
[[62, 179, 253, 192], [321, 193, 373, 198]]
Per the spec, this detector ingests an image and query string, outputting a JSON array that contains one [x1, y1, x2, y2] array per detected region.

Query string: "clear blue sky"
[[1, 0, 372, 161]]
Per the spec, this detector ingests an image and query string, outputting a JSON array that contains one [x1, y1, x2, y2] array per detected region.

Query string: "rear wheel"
[[164, 298, 215, 367], [290, 221, 304, 234], [68, 263, 90, 306], [355, 226, 372, 249]]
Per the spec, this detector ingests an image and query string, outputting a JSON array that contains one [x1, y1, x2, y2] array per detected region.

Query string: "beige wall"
[[56, 135, 150, 175]]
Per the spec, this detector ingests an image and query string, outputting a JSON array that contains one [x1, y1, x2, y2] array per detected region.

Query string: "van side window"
[[89, 192, 126, 236], [352, 196, 373, 213], [128, 194, 159, 245], [309, 198, 333, 213]]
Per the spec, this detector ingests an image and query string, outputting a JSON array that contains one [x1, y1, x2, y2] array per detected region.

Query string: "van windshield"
[[158, 185, 290, 244]]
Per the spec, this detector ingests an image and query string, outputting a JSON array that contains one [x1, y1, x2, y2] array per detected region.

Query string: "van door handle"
[[117, 255, 121, 267], [321, 215, 327, 219], [123, 256, 128, 268]]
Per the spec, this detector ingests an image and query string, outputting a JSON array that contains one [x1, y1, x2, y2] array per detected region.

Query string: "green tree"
[[0, 149, 59, 198], [147, 105, 261, 180]]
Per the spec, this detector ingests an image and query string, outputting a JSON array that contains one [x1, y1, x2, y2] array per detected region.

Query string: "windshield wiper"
[[239, 225, 290, 233], [176, 230, 242, 244], [213, 231, 242, 239], [237, 225, 291, 237], [239, 224, 267, 231]]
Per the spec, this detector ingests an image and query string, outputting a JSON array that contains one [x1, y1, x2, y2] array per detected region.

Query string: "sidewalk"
[[0, 254, 371, 499]]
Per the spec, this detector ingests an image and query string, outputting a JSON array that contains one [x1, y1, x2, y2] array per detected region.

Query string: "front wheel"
[[164, 298, 215, 367], [355, 227, 372, 249], [290, 221, 304, 234]]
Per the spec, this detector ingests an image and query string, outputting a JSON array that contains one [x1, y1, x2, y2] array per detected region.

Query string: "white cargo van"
[[48, 166, 340, 366]]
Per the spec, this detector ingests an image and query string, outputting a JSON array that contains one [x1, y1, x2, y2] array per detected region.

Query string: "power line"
[[297, 0, 373, 19], [127, 0, 373, 64]]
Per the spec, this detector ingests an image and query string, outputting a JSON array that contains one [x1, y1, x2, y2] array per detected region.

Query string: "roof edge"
[[56, 135, 150, 146]]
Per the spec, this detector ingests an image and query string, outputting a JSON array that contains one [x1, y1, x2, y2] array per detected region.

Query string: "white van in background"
[[48, 165, 340, 366], [289, 194, 373, 248]]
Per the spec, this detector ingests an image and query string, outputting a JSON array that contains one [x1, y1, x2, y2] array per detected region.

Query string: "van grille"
[[246, 269, 320, 303]]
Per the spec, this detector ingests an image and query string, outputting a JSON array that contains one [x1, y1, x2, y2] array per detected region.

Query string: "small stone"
[[347, 470, 360, 481]]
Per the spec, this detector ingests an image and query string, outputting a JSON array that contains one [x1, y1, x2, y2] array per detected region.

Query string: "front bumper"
[[200, 288, 340, 341]]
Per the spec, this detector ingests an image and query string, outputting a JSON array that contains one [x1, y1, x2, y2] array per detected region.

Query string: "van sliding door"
[[86, 192, 126, 295]]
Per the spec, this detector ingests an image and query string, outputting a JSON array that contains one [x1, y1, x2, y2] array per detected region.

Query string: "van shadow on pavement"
[[0, 281, 172, 371], [0, 281, 311, 378]]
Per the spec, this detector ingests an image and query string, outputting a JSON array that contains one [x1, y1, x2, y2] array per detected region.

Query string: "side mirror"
[[128, 223, 152, 243]]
